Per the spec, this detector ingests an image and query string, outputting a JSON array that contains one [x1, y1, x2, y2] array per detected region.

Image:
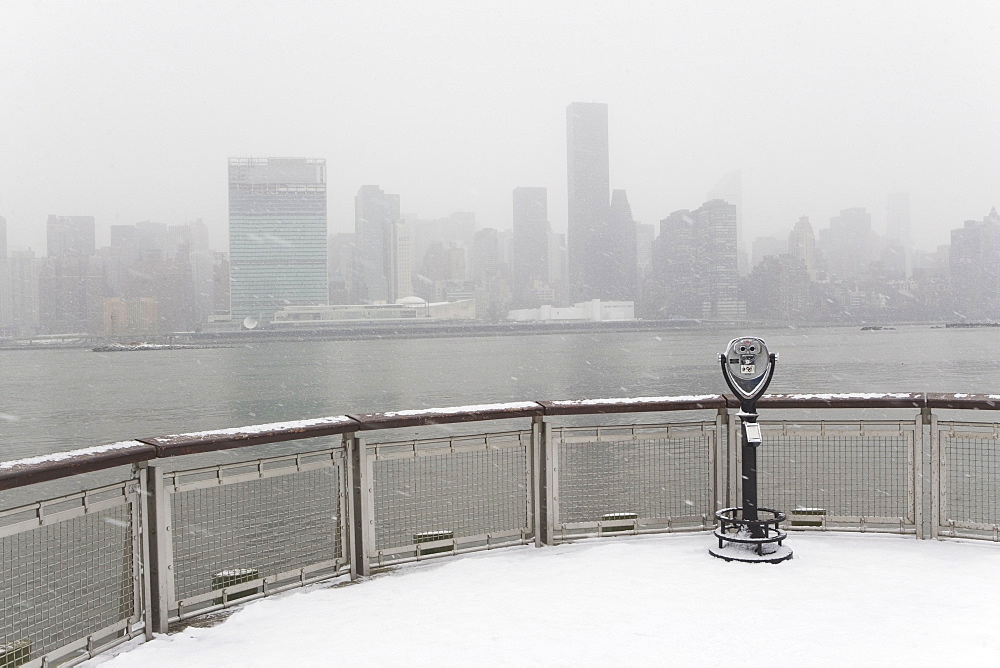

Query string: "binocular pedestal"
[[712, 337, 792, 563], [709, 412, 793, 563]]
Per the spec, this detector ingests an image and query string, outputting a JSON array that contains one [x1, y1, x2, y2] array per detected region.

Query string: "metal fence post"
[[145, 464, 172, 634], [532, 415, 548, 547], [929, 411, 940, 539], [347, 434, 373, 578], [135, 463, 154, 641], [915, 408, 929, 539], [729, 408, 741, 512], [716, 407, 729, 512], [544, 421, 556, 545]]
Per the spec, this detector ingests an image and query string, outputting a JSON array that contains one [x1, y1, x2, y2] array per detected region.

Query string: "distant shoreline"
[[0, 318, 954, 351]]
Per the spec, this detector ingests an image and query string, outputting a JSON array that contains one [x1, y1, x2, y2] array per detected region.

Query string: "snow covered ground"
[[86, 533, 1000, 667]]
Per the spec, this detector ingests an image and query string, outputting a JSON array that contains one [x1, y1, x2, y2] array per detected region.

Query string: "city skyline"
[[2, 2, 998, 254]]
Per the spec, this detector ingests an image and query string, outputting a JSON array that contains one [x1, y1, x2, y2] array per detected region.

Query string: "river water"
[[3, 324, 999, 465]]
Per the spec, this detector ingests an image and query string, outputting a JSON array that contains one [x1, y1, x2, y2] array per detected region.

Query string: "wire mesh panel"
[[165, 447, 347, 619], [370, 431, 532, 565], [935, 421, 1000, 539], [0, 481, 143, 667], [755, 420, 916, 532], [552, 422, 716, 539]]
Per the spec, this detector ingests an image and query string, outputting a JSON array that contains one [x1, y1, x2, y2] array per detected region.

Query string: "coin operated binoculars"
[[710, 337, 792, 563]]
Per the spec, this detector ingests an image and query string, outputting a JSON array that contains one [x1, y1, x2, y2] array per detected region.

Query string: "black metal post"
[[740, 406, 763, 538]]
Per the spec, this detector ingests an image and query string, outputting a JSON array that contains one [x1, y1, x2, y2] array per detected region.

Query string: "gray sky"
[[1, 1, 997, 253]]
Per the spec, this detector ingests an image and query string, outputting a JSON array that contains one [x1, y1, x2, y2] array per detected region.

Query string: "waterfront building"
[[654, 210, 700, 317], [212, 252, 230, 320], [353, 185, 411, 304], [751, 235, 787, 269], [566, 102, 612, 300], [472, 228, 503, 285], [38, 255, 103, 333], [106, 219, 214, 331], [696, 199, 742, 319], [409, 211, 476, 290], [887, 192, 912, 276], [472, 228, 510, 322], [706, 170, 744, 272], [652, 200, 743, 320], [46, 215, 95, 258], [327, 232, 355, 304], [787, 216, 817, 280], [506, 299, 634, 322], [745, 254, 812, 320], [0, 250, 41, 336], [636, 223, 655, 278], [819, 208, 879, 282], [228, 157, 328, 323], [272, 298, 475, 324], [608, 189, 638, 300], [949, 207, 1000, 320], [512, 187, 550, 306], [102, 296, 158, 336]]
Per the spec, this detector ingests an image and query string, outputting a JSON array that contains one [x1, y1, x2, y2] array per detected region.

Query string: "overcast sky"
[[1, 1, 997, 254]]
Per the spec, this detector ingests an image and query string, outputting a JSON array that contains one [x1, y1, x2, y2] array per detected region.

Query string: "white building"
[[273, 297, 475, 325], [506, 299, 634, 322]]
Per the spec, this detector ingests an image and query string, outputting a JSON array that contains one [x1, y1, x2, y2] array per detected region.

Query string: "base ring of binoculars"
[[709, 507, 793, 563]]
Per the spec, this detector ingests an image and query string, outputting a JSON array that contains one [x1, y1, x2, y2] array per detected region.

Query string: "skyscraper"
[[653, 200, 742, 319], [696, 199, 741, 318], [707, 171, 744, 274], [950, 207, 1000, 319], [0, 215, 6, 259], [819, 208, 878, 282], [608, 189, 637, 300], [512, 186, 550, 305], [566, 102, 611, 300], [46, 215, 95, 258], [887, 192, 911, 276], [353, 185, 411, 304], [787, 216, 817, 280], [228, 157, 328, 323]]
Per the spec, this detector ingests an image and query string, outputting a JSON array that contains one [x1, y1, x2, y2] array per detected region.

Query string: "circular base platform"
[[709, 543, 793, 564]]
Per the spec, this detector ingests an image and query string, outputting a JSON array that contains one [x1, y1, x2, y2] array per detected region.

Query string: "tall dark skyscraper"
[[608, 189, 637, 300], [228, 157, 328, 323], [512, 187, 550, 305], [566, 102, 611, 300]]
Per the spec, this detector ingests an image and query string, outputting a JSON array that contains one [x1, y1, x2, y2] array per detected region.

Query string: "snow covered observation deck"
[[3, 392, 1000, 666]]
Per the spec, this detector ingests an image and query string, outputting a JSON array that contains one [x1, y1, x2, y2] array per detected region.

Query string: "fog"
[[1, 1, 997, 253]]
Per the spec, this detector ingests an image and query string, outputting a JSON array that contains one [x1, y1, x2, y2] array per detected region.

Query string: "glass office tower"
[[228, 157, 328, 323]]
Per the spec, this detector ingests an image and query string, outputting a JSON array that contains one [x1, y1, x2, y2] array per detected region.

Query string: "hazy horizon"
[[2, 1, 997, 254]]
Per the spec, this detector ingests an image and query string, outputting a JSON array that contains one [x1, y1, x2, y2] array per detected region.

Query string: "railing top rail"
[[348, 401, 545, 430], [3, 392, 1000, 492], [924, 393, 1000, 410], [0, 440, 156, 491], [755, 393, 927, 409], [539, 394, 726, 415], [142, 415, 362, 457]]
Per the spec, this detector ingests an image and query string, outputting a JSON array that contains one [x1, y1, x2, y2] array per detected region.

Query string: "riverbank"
[[0, 318, 948, 350]]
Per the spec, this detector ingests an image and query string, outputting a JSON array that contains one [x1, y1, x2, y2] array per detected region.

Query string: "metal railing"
[[2, 392, 1000, 666]]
